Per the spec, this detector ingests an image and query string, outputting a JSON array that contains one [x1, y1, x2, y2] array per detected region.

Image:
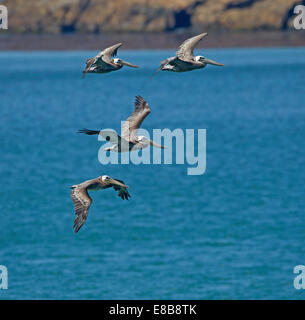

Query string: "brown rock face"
[[2, 0, 304, 33]]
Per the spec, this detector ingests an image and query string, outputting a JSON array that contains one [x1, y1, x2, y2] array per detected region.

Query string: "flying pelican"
[[78, 96, 165, 152], [156, 32, 224, 73], [82, 43, 139, 79], [71, 175, 130, 233]]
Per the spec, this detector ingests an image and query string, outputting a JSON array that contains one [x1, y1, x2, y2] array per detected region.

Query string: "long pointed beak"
[[149, 140, 166, 149], [205, 58, 224, 66], [120, 60, 139, 68], [109, 178, 128, 188]]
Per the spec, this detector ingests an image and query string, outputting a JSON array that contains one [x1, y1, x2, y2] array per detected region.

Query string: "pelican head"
[[102, 175, 111, 182], [138, 136, 149, 144], [101, 175, 128, 188], [138, 136, 166, 149], [114, 58, 139, 68], [196, 55, 224, 66]]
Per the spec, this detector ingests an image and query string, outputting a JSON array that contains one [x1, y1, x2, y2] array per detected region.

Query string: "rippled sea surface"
[[0, 47, 305, 299]]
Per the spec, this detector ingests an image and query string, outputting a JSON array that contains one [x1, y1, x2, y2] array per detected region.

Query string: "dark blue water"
[[0, 47, 305, 299]]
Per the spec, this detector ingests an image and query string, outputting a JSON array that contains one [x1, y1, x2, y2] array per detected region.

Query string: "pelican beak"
[[205, 58, 224, 66], [109, 178, 128, 189], [120, 60, 139, 68], [149, 140, 166, 149]]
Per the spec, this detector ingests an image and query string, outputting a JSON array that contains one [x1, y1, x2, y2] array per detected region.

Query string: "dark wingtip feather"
[[77, 128, 100, 135], [73, 216, 84, 233], [112, 43, 122, 57], [135, 95, 143, 104], [135, 95, 147, 108]]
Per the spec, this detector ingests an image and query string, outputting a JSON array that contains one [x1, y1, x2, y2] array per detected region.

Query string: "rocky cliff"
[[3, 0, 304, 33]]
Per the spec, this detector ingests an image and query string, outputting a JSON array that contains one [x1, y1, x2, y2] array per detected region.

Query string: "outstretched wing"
[[176, 32, 207, 62], [112, 179, 131, 200], [101, 43, 122, 67], [99, 130, 124, 144], [82, 57, 97, 79], [154, 56, 176, 73], [121, 96, 151, 142], [99, 130, 131, 151], [71, 186, 92, 233], [101, 43, 122, 59]]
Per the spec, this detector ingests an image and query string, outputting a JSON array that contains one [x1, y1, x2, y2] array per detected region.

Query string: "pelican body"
[[82, 43, 138, 79], [78, 96, 165, 152], [157, 33, 223, 73], [71, 175, 130, 233]]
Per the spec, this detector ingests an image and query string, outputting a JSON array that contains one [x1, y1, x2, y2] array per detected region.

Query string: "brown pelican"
[[82, 43, 139, 79], [71, 175, 130, 233], [78, 96, 165, 152], [156, 33, 224, 73]]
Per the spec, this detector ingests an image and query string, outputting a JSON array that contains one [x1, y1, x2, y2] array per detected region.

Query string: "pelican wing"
[[101, 43, 122, 59], [121, 96, 151, 142], [99, 130, 123, 144], [173, 57, 195, 67], [176, 32, 208, 61], [100, 43, 122, 67], [71, 185, 92, 233], [82, 55, 112, 78], [155, 56, 176, 73], [112, 179, 131, 200], [99, 130, 131, 151], [82, 57, 97, 79]]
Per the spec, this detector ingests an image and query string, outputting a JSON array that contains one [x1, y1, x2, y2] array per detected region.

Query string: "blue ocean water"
[[0, 47, 305, 300]]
